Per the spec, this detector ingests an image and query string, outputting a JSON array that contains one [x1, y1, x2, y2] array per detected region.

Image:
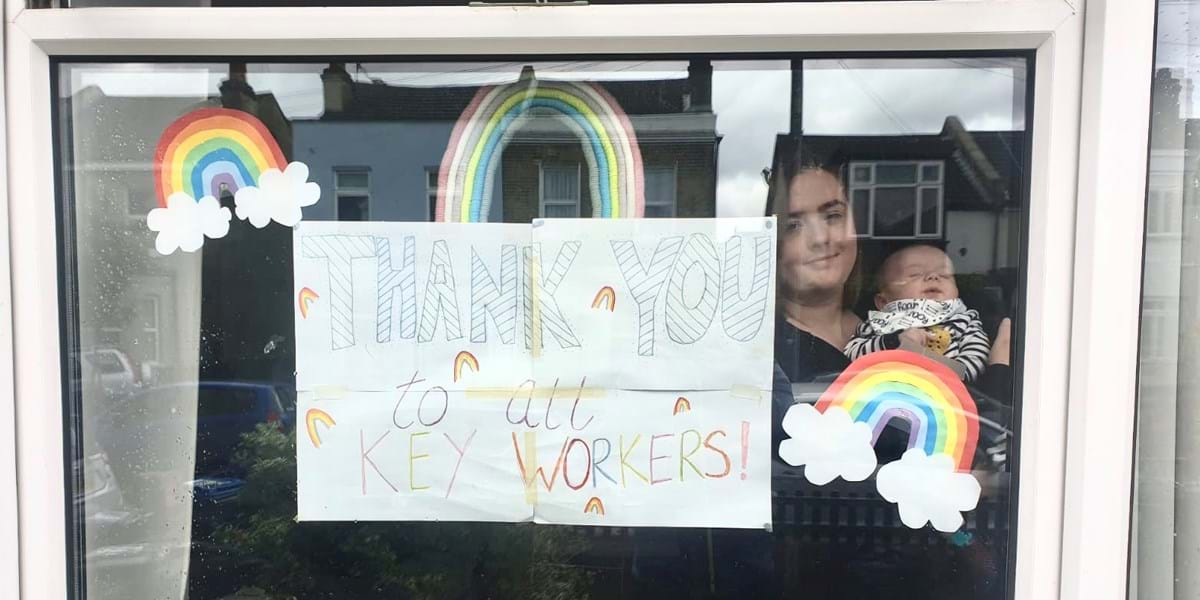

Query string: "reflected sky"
[[66, 57, 1026, 218]]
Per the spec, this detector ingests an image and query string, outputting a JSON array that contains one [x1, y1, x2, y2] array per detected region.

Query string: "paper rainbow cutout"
[[591, 286, 617, 312], [453, 351, 480, 382], [305, 408, 336, 449], [154, 107, 286, 207], [298, 287, 319, 319], [815, 350, 979, 472], [583, 496, 606, 516], [672, 397, 692, 415], [436, 76, 644, 222]]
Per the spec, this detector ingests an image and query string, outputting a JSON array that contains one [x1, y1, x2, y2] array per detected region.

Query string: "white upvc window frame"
[[0, 2, 1155, 599]]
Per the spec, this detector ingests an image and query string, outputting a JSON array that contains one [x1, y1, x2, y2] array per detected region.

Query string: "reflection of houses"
[[772, 119, 1025, 319], [797, 118, 1024, 277], [296, 62, 719, 222], [67, 70, 293, 385], [1132, 67, 1200, 600]]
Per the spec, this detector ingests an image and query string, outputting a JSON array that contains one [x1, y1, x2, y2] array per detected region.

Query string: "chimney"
[[687, 60, 713, 112], [321, 63, 353, 116], [219, 62, 256, 112]]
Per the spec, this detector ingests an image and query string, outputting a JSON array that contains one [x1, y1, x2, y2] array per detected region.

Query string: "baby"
[[845, 244, 989, 381]]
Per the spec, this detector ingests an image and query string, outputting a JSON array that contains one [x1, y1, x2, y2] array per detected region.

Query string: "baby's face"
[[878, 246, 959, 305]]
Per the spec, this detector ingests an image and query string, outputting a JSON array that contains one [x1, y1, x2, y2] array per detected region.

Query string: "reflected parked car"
[[98, 381, 296, 479], [80, 348, 141, 400]]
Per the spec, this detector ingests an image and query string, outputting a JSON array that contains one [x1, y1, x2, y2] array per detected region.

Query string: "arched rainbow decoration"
[[436, 76, 645, 222], [453, 350, 480, 382], [305, 408, 336, 449], [815, 350, 979, 472], [591, 286, 617, 312], [672, 397, 692, 415], [298, 287, 319, 320], [153, 107, 287, 207], [583, 496, 606, 516]]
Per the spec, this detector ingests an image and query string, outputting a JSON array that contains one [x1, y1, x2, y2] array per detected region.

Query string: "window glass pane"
[[851, 188, 871, 235], [541, 164, 579, 203], [645, 165, 677, 218], [851, 163, 872, 184], [58, 57, 1028, 600], [335, 170, 369, 189], [1133, 2, 1200, 598], [919, 187, 940, 235], [872, 187, 917, 237], [337, 195, 369, 221], [874, 163, 917, 184], [643, 204, 673, 218], [541, 203, 578, 218]]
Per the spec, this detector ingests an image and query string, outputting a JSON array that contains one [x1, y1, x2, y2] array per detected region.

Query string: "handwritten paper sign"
[[293, 218, 776, 528]]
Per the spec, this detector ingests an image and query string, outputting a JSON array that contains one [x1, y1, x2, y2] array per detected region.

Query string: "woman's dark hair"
[[766, 135, 862, 309]]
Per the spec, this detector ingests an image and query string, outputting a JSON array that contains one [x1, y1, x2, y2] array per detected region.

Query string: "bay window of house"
[[848, 160, 945, 239], [55, 55, 1030, 599]]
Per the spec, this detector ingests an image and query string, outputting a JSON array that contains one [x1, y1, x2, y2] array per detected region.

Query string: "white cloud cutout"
[[146, 192, 231, 255], [235, 161, 321, 228], [778, 404, 878, 485], [876, 448, 982, 533]]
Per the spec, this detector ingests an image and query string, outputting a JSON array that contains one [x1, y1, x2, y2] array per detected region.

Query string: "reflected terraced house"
[[297, 61, 718, 224]]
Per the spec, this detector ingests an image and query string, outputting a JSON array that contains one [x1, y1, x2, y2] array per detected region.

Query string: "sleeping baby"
[[845, 244, 990, 382]]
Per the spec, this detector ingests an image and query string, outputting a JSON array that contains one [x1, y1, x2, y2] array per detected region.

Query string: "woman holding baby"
[[769, 145, 1013, 385], [766, 141, 1015, 597]]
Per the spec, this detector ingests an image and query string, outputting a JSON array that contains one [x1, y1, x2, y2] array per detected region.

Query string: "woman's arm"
[[989, 318, 1012, 366]]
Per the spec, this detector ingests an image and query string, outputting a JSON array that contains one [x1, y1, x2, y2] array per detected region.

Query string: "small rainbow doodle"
[[298, 287, 319, 319], [672, 397, 692, 415], [453, 351, 480, 382], [436, 76, 644, 222], [153, 107, 286, 206], [591, 286, 617, 312], [305, 408, 336, 449], [583, 497, 606, 516], [816, 350, 979, 472]]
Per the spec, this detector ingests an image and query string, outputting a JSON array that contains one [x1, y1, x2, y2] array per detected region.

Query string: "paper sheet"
[[294, 218, 776, 528]]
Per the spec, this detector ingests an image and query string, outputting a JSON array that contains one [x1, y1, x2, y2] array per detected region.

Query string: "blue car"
[[98, 381, 295, 478]]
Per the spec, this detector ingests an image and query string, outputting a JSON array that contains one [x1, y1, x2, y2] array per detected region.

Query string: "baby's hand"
[[899, 328, 930, 347]]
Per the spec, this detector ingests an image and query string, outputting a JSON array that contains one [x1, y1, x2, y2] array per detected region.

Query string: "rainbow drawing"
[[305, 408, 336, 449], [815, 350, 979, 472], [298, 287, 319, 319], [673, 397, 692, 415], [591, 286, 617, 312], [453, 351, 480, 382], [583, 496, 606, 516], [153, 107, 286, 206], [436, 75, 644, 222]]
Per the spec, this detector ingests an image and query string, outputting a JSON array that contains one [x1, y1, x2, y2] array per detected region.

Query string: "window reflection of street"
[[62, 58, 1027, 599]]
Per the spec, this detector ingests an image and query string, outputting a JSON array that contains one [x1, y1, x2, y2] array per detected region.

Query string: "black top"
[[771, 318, 853, 459], [773, 317, 851, 384]]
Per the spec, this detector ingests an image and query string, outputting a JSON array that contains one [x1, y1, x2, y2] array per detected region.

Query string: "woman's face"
[[778, 169, 858, 303]]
